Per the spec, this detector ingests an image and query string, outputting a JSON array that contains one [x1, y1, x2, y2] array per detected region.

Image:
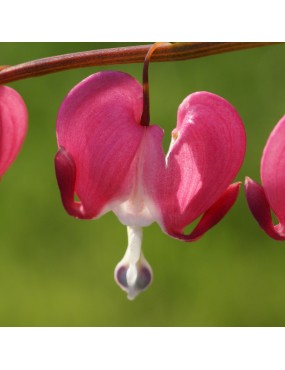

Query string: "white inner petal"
[[112, 132, 160, 227], [113, 197, 154, 227], [126, 265, 138, 287]]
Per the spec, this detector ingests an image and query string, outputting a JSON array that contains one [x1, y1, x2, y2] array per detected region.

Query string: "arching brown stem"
[[0, 42, 279, 85]]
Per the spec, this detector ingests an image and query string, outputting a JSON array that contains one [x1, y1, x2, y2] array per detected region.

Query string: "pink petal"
[[244, 177, 285, 240], [261, 115, 285, 224], [56, 71, 145, 219], [0, 86, 28, 176], [143, 92, 246, 237], [169, 182, 241, 241], [55, 146, 90, 219]]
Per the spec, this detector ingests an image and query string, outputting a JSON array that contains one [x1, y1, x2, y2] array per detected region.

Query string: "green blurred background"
[[0, 42, 285, 326]]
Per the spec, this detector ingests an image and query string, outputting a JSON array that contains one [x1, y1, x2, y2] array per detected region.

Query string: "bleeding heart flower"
[[245, 115, 285, 240], [55, 70, 246, 299], [0, 86, 28, 177]]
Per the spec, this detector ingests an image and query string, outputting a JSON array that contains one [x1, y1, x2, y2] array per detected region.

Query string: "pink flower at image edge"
[[245, 115, 285, 240], [0, 86, 28, 177]]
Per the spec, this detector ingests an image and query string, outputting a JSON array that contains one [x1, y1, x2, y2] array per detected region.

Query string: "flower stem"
[[140, 42, 168, 127], [0, 42, 278, 85]]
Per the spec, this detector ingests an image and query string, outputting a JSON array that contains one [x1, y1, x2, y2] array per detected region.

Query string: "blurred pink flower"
[[55, 71, 246, 299], [245, 115, 285, 240], [0, 86, 27, 177]]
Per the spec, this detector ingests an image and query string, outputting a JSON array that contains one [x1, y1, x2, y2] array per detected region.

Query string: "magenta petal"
[[168, 182, 241, 241], [55, 147, 93, 219], [0, 86, 27, 176], [144, 91, 246, 237], [244, 177, 285, 240], [261, 115, 285, 225], [56, 71, 145, 218]]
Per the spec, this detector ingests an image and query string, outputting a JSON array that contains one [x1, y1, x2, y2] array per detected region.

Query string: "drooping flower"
[[245, 115, 285, 240], [0, 86, 28, 177], [55, 70, 246, 299]]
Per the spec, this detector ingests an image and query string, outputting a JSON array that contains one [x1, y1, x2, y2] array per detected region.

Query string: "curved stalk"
[[0, 42, 278, 84], [140, 42, 168, 126]]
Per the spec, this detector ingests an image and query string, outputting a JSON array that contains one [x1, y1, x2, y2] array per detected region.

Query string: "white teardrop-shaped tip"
[[114, 227, 153, 300], [115, 254, 153, 300]]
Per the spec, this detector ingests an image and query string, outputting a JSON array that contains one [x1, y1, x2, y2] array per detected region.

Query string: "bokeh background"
[[0, 42, 285, 326]]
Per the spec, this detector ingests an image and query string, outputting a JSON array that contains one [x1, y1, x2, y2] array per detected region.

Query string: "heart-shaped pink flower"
[[0, 86, 28, 177], [55, 71, 246, 299], [245, 115, 285, 240]]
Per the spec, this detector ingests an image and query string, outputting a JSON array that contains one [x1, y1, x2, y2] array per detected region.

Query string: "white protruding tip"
[[114, 226, 153, 300]]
